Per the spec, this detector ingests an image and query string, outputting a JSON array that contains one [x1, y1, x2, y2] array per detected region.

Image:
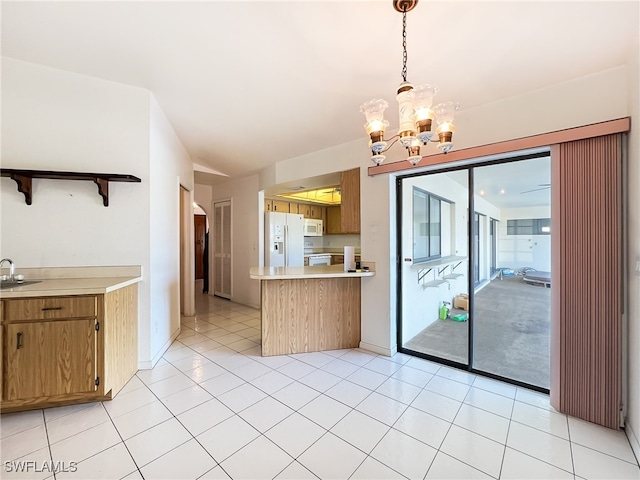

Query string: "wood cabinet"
[[322, 169, 360, 235], [340, 168, 360, 234], [4, 319, 97, 401], [265, 199, 273, 212], [294, 203, 324, 220], [326, 206, 342, 234], [330, 254, 360, 265], [308, 205, 324, 220], [271, 199, 291, 213], [1, 285, 138, 413]]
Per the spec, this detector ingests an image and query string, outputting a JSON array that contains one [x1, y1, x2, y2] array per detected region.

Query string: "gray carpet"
[[404, 275, 550, 389]]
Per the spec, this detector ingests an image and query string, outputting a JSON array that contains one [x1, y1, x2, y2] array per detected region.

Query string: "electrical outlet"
[[636, 256, 640, 276]]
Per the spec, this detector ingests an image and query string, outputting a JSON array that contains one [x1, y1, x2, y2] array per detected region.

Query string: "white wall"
[[148, 96, 193, 362], [498, 206, 552, 272], [322, 234, 361, 251], [625, 35, 640, 455], [474, 195, 502, 282], [210, 175, 261, 308], [1, 58, 192, 368]]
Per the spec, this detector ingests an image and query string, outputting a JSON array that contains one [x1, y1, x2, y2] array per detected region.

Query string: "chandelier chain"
[[401, 8, 408, 82]]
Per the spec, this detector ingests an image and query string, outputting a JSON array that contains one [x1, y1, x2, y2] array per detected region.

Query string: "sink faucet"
[[0, 258, 15, 281]]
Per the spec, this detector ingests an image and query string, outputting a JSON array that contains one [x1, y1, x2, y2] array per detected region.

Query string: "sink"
[[0, 280, 42, 290]]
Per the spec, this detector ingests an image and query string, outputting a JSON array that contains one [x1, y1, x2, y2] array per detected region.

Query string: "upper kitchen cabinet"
[[340, 168, 360, 234], [326, 206, 342, 234], [271, 199, 291, 213]]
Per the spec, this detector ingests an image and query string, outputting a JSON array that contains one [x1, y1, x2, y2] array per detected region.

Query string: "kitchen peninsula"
[[250, 264, 374, 356]]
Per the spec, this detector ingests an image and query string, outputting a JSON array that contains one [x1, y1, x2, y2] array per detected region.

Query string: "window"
[[413, 187, 445, 261], [507, 218, 551, 235]]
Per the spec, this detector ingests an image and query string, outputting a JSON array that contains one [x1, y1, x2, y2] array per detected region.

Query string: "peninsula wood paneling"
[[552, 134, 622, 429], [261, 277, 361, 356]]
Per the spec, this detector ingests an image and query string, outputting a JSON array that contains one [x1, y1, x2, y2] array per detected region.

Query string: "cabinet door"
[[326, 206, 342, 234], [265, 200, 273, 212], [309, 206, 324, 220], [272, 200, 290, 213], [289, 202, 299, 215], [300, 204, 312, 218], [340, 168, 361, 234], [4, 319, 96, 401]]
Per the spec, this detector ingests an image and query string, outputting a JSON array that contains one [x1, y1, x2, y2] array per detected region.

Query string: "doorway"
[[398, 154, 551, 390], [213, 200, 232, 299], [194, 203, 209, 294]]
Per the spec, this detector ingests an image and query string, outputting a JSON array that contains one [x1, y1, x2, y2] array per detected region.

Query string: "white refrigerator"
[[265, 212, 304, 267]]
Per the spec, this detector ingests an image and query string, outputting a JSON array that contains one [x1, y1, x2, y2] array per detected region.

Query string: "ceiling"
[[2, 1, 638, 184]]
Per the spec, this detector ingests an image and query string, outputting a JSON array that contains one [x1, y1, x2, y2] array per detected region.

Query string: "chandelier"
[[360, 0, 459, 166]]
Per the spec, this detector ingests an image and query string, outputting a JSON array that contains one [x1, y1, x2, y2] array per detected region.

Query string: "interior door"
[[213, 200, 232, 299], [194, 215, 206, 280]]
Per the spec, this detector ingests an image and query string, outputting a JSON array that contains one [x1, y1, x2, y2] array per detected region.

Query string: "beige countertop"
[[250, 264, 375, 280], [0, 266, 142, 298]]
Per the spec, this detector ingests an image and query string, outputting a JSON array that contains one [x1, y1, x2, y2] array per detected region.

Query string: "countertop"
[[250, 264, 375, 280], [0, 266, 142, 299]]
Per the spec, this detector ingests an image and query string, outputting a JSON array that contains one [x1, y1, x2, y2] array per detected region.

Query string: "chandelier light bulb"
[[435, 101, 459, 153], [407, 139, 422, 165], [360, 99, 390, 155]]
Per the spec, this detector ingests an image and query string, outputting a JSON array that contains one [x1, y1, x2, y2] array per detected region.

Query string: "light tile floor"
[[2, 294, 639, 480]]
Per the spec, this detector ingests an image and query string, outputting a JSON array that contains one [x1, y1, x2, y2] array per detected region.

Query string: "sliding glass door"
[[472, 159, 551, 388], [398, 155, 551, 390], [399, 170, 469, 366]]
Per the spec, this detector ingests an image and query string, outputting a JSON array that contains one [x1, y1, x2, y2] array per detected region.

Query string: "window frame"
[[413, 187, 450, 263]]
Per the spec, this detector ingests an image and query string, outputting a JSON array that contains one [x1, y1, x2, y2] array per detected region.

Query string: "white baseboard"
[[626, 421, 640, 463], [138, 327, 181, 370], [359, 341, 397, 357]]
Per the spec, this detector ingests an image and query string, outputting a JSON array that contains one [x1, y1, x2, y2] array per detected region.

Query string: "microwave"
[[303, 218, 323, 236]]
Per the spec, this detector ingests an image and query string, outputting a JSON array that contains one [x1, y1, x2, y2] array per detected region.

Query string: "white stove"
[[306, 254, 332, 266]]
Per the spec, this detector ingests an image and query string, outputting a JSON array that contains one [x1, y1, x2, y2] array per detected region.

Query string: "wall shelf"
[[1, 169, 141, 207], [412, 255, 467, 268], [414, 255, 467, 288], [443, 273, 463, 280], [422, 279, 447, 289]]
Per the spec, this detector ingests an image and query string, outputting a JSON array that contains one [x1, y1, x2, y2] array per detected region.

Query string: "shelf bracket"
[[438, 265, 449, 276], [8, 173, 32, 205], [93, 178, 109, 207], [452, 261, 463, 271], [417, 267, 432, 283]]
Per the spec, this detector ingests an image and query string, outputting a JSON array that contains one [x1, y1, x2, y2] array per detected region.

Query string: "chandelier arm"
[[380, 136, 401, 154]]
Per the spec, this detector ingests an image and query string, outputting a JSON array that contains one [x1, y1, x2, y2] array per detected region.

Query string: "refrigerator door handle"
[[284, 224, 288, 267]]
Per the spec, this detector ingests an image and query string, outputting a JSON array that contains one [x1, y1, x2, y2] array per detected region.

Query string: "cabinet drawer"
[[3, 296, 98, 321]]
